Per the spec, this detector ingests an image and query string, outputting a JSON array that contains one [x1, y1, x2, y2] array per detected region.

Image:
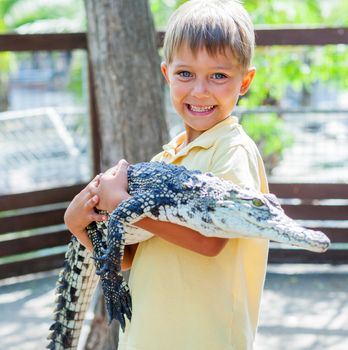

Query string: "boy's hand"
[[95, 159, 131, 212], [64, 174, 107, 251]]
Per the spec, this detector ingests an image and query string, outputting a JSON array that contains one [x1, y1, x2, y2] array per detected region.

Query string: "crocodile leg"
[[96, 191, 174, 330]]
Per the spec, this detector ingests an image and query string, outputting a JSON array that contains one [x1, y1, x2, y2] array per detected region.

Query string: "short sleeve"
[[209, 145, 261, 190]]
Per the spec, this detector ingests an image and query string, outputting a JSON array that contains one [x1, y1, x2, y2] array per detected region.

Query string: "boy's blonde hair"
[[163, 0, 254, 71]]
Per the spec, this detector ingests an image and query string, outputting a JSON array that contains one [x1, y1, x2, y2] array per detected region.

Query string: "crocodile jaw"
[[209, 206, 330, 253]]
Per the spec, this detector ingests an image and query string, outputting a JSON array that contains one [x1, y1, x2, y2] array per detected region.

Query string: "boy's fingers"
[[86, 180, 97, 191], [107, 165, 119, 176], [95, 213, 108, 222], [86, 195, 99, 208], [110, 159, 129, 175], [119, 159, 129, 166], [91, 174, 101, 183], [105, 161, 123, 176], [95, 173, 103, 185]]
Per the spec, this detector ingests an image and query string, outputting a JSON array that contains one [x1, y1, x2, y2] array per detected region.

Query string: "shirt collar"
[[162, 116, 238, 158]]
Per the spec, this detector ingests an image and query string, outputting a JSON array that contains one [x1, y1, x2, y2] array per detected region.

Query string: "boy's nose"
[[191, 80, 210, 98]]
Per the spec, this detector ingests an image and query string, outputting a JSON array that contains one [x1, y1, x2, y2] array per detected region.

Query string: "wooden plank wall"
[[0, 184, 85, 279], [268, 183, 348, 264]]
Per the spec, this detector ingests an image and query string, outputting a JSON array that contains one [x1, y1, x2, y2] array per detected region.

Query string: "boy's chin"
[[185, 120, 217, 133]]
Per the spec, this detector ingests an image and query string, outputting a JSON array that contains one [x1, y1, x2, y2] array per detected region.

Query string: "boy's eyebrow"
[[173, 63, 236, 70]]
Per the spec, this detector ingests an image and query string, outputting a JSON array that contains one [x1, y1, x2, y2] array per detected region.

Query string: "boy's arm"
[[64, 174, 107, 252], [133, 218, 228, 257], [95, 161, 228, 257]]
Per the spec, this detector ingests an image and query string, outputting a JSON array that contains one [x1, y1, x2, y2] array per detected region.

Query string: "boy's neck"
[[183, 115, 232, 146]]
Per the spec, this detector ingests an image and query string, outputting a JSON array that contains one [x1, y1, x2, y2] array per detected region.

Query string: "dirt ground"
[[255, 264, 348, 350], [0, 264, 347, 350]]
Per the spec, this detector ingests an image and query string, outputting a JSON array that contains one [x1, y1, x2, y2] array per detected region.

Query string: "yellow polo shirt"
[[118, 116, 269, 350]]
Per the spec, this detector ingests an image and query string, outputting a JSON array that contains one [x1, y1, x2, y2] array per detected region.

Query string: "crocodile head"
[[209, 185, 330, 253]]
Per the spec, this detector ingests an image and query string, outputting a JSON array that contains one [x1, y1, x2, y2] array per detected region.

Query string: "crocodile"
[[47, 161, 330, 349]]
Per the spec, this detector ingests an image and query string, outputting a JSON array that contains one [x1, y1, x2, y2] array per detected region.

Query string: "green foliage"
[[245, 0, 323, 25], [0, 0, 85, 33], [242, 1, 348, 107], [241, 113, 292, 156], [0, 0, 16, 19], [240, 113, 293, 173], [0, 52, 11, 72], [149, 0, 348, 27], [66, 52, 84, 102], [243, 44, 348, 108], [0, 1, 86, 102], [149, 0, 175, 28], [0, 5, 12, 72]]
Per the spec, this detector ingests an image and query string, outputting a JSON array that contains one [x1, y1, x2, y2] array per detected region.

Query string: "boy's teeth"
[[189, 105, 214, 112]]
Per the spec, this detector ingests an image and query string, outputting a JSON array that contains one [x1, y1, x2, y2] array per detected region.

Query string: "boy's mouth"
[[186, 104, 216, 115]]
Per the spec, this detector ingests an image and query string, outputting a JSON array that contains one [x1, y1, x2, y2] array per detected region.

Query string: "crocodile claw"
[[101, 275, 132, 331]]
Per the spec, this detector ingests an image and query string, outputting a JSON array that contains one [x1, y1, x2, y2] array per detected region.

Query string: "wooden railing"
[[1, 27, 348, 278], [0, 184, 85, 279], [268, 183, 348, 264]]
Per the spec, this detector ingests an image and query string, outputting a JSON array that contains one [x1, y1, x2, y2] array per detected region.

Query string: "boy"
[[64, 0, 269, 349]]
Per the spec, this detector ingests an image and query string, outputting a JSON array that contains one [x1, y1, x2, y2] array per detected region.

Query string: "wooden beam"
[[1, 27, 347, 53], [0, 33, 87, 52], [282, 204, 347, 220], [255, 27, 348, 46], [268, 248, 348, 264], [157, 27, 348, 47], [0, 183, 86, 211], [0, 208, 66, 235], [0, 253, 65, 279], [315, 228, 348, 244], [0, 230, 71, 257], [269, 183, 348, 199]]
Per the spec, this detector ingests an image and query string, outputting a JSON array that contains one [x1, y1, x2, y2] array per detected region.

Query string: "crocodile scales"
[[48, 161, 330, 349]]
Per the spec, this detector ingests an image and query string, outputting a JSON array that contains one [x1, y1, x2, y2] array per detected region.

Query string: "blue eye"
[[212, 73, 226, 80], [178, 71, 192, 78]]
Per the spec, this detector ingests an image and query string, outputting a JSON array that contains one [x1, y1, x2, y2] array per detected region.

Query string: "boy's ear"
[[239, 67, 256, 96], [160, 61, 170, 84]]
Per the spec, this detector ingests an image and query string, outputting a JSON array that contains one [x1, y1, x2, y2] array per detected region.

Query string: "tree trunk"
[[85, 0, 168, 168], [84, 0, 168, 349]]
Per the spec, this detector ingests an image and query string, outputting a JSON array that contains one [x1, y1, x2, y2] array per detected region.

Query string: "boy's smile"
[[161, 44, 255, 143], [186, 104, 216, 115]]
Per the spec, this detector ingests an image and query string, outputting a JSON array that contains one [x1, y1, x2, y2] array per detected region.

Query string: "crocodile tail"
[[47, 236, 99, 349]]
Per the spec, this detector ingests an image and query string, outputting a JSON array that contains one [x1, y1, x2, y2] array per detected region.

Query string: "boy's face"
[[161, 44, 255, 143]]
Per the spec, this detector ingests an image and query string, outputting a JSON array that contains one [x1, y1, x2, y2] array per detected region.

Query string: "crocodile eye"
[[252, 198, 264, 207]]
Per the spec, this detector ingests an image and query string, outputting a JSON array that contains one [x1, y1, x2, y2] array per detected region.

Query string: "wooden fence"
[[1, 28, 348, 279], [0, 185, 84, 279], [268, 183, 348, 264]]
